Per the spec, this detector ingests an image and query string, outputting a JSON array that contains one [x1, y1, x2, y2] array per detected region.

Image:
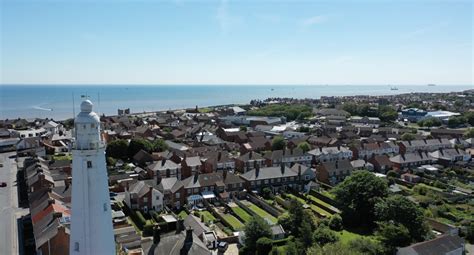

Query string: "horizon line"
[[1, 83, 473, 87]]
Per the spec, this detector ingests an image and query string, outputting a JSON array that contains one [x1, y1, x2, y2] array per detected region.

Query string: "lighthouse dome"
[[75, 100, 100, 124], [81, 100, 93, 112]]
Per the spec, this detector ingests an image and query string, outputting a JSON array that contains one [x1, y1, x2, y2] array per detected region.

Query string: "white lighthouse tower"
[[70, 100, 115, 255]]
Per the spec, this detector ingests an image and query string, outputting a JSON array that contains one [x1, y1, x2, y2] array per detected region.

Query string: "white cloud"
[[301, 15, 328, 26]]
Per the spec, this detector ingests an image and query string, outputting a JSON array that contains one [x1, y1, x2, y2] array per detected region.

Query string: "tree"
[[152, 138, 168, 152], [307, 242, 363, 255], [418, 117, 441, 127], [285, 198, 313, 237], [261, 187, 273, 199], [376, 195, 429, 241], [297, 142, 311, 153], [333, 170, 389, 227], [465, 128, 474, 138], [448, 116, 466, 128], [466, 221, 474, 243], [128, 138, 153, 159], [328, 214, 343, 231], [244, 217, 272, 252], [240, 125, 248, 132], [299, 218, 314, 248], [386, 170, 398, 178], [312, 226, 339, 246], [464, 112, 474, 126], [106, 139, 129, 160], [256, 237, 273, 255], [401, 133, 416, 141], [376, 222, 411, 251], [272, 136, 286, 150], [347, 238, 384, 255]]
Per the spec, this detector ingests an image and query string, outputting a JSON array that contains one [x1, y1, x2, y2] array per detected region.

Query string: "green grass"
[[231, 206, 252, 223], [196, 210, 217, 223], [222, 214, 244, 230], [337, 230, 364, 244], [286, 194, 332, 217], [177, 210, 188, 219], [307, 194, 337, 211], [52, 154, 72, 161], [247, 203, 278, 224]]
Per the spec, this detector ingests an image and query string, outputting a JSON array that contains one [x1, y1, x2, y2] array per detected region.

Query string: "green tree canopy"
[[347, 237, 384, 255], [312, 226, 339, 246], [465, 128, 474, 138], [256, 237, 273, 255], [272, 136, 286, 150], [417, 117, 442, 127], [333, 170, 389, 227], [297, 141, 311, 153], [375, 195, 429, 241], [376, 222, 411, 252], [152, 138, 168, 152], [401, 133, 416, 141], [307, 242, 364, 255], [244, 216, 272, 252], [105, 139, 129, 160], [328, 214, 343, 231], [128, 138, 153, 159]]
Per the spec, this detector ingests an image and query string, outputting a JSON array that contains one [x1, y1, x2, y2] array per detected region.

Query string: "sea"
[[0, 85, 472, 121]]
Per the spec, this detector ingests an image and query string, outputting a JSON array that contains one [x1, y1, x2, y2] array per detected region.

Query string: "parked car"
[[0, 182, 7, 187]]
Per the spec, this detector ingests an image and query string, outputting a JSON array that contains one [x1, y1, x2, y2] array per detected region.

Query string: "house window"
[[156, 195, 160, 200], [143, 197, 148, 203], [175, 193, 180, 198], [74, 242, 80, 252], [87, 161, 92, 168]]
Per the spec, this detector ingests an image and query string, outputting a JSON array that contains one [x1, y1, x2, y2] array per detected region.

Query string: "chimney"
[[218, 152, 222, 161], [223, 170, 227, 180], [337, 145, 341, 151], [281, 164, 285, 174], [249, 151, 253, 159], [153, 225, 161, 244], [255, 164, 260, 178], [161, 158, 166, 166], [335, 161, 339, 169], [48, 198, 55, 205], [319, 147, 322, 152], [156, 174, 162, 186], [290, 148, 293, 155]]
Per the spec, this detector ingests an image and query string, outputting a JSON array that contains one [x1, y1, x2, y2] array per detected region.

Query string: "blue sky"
[[1, 0, 472, 85]]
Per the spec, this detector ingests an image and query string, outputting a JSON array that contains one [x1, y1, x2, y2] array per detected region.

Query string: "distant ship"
[[428, 84, 436, 86], [390, 86, 398, 90]]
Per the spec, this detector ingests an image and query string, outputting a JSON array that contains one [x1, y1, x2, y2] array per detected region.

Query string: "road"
[[0, 152, 29, 255]]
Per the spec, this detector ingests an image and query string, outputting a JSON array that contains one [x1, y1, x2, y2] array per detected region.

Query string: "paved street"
[[0, 152, 29, 255]]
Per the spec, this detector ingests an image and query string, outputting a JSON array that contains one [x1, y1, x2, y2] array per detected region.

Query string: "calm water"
[[0, 85, 472, 120]]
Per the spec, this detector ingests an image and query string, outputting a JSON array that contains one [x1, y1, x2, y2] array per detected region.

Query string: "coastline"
[[1, 85, 472, 121]]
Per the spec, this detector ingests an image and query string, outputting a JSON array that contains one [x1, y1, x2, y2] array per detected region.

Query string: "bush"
[[256, 237, 273, 255], [143, 222, 154, 236], [312, 226, 339, 246], [135, 210, 147, 228], [328, 214, 343, 231]]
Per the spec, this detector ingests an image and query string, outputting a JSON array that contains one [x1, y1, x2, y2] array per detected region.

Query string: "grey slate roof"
[[240, 166, 297, 181], [397, 234, 464, 255]]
